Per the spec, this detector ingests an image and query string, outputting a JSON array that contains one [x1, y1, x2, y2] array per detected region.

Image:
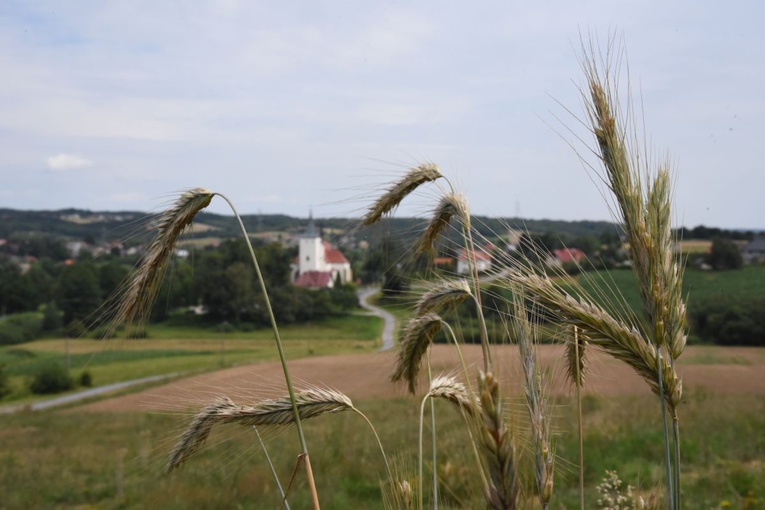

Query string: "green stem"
[[217, 195, 314, 496], [575, 329, 585, 510], [463, 224, 492, 373], [673, 409, 681, 509], [427, 352, 438, 510], [254, 427, 291, 510], [439, 321, 488, 493], [655, 345, 674, 510], [351, 408, 393, 488]]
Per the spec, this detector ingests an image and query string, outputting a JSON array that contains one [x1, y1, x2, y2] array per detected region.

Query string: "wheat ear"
[[478, 370, 519, 510], [510, 272, 681, 410], [565, 325, 588, 388], [414, 278, 472, 316], [414, 192, 470, 255], [513, 298, 554, 509], [392, 312, 443, 394], [363, 162, 443, 226], [165, 389, 353, 473], [427, 375, 477, 417], [111, 188, 213, 333]]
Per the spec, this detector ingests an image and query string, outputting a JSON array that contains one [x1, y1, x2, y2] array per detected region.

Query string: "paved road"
[[0, 372, 183, 414], [357, 286, 397, 351]]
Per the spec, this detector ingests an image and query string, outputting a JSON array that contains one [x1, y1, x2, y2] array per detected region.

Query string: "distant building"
[[456, 244, 494, 274], [742, 237, 765, 264], [291, 215, 352, 289], [548, 248, 586, 266]]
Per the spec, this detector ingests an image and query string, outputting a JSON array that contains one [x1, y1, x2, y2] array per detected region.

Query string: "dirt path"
[[78, 345, 765, 413]]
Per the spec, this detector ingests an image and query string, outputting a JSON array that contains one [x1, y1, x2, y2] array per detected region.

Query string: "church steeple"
[[303, 209, 318, 238]]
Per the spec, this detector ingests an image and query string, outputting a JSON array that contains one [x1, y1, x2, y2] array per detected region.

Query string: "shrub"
[[78, 371, 93, 388], [691, 298, 765, 346], [64, 319, 86, 338], [42, 301, 63, 332], [0, 312, 44, 345], [29, 362, 73, 394], [0, 364, 11, 399]]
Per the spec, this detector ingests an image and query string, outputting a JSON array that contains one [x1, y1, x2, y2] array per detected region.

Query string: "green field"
[[572, 265, 765, 332], [0, 313, 381, 404], [0, 392, 762, 509]]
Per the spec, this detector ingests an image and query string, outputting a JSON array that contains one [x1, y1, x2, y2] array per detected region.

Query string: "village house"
[[742, 237, 765, 264], [291, 216, 352, 289], [456, 244, 494, 274], [547, 247, 586, 267]]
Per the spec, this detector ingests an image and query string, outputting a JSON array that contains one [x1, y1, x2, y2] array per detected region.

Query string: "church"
[[291, 216, 352, 289]]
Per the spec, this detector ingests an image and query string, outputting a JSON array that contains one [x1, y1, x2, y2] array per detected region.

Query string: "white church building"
[[291, 217, 352, 289]]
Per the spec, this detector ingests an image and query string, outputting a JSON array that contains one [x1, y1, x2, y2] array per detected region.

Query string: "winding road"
[[356, 286, 397, 351]]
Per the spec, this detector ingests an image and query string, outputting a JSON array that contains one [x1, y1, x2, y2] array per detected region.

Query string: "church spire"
[[303, 208, 317, 238]]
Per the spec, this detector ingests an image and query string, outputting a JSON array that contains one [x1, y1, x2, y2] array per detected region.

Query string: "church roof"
[[294, 270, 333, 288], [323, 241, 349, 264]]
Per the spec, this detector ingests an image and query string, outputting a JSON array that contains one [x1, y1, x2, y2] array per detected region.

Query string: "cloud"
[[46, 153, 93, 171]]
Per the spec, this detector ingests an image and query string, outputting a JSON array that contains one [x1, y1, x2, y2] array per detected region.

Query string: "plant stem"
[[655, 345, 674, 510], [218, 194, 318, 509], [463, 223, 492, 373], [673, 410, 681, 509], [428, 353, 438, 510], [255, 427, 291, 510], [575, 328, 585, 510], [351, 408, 393, 486]]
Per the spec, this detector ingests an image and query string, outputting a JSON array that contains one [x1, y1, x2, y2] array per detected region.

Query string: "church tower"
[[298, 212, 325, 275]]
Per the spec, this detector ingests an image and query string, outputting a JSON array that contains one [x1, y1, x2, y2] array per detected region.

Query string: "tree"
[[707, 238, 743, 270], [0, 256, 25, 315], [57, 262, 102, 325]]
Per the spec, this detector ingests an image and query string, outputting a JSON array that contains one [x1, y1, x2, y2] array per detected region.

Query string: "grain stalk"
[[114, 189, 321, 507], [511, 294, 554, 509], [582, 45, 686, 509]]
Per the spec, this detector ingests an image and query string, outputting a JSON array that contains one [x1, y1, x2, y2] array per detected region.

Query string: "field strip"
[[76, 344, 765, 413]]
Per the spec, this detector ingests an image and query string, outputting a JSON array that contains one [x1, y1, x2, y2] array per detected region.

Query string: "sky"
[[0, 1, 763, 229]]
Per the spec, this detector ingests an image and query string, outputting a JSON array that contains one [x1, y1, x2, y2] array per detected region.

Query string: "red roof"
[[553, 248, 586, 263], [323, 241, 349, 264], [457, 244, 494, 261], [294, 270, 334, 288]]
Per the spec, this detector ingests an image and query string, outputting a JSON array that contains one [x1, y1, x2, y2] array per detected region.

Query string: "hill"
[[0, 207, 621, 245]]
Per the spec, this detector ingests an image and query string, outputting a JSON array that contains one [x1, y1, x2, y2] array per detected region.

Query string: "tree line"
[[0, 238, 358, 344]]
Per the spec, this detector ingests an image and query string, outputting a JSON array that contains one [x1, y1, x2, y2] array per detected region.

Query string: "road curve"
[[357, 286, 397, 351]]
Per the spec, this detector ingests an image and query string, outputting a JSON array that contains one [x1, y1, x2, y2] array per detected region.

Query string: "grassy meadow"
[[0, 390, 763, 509], [0, 314, 381, 405]]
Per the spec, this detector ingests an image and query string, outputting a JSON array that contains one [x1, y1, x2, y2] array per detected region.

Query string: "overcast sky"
[[1, 1, 762, 229]]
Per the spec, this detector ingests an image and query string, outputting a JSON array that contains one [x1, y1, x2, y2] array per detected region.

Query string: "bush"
[[691, 298, 765, 346], [0, 364, 11, 399], [78, 371, 93, 388], [64, 319, 86, 338], [42, 301, 63, 332], [0, 313, 44, 345], [29, 362, 73, 394]]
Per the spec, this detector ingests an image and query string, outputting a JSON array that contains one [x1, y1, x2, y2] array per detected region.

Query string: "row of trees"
[[0, 238, 359, 343]]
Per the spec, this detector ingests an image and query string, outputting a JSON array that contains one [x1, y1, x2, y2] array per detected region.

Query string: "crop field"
[[0, 314, 381, 405], [1, 343, 763, 509]]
